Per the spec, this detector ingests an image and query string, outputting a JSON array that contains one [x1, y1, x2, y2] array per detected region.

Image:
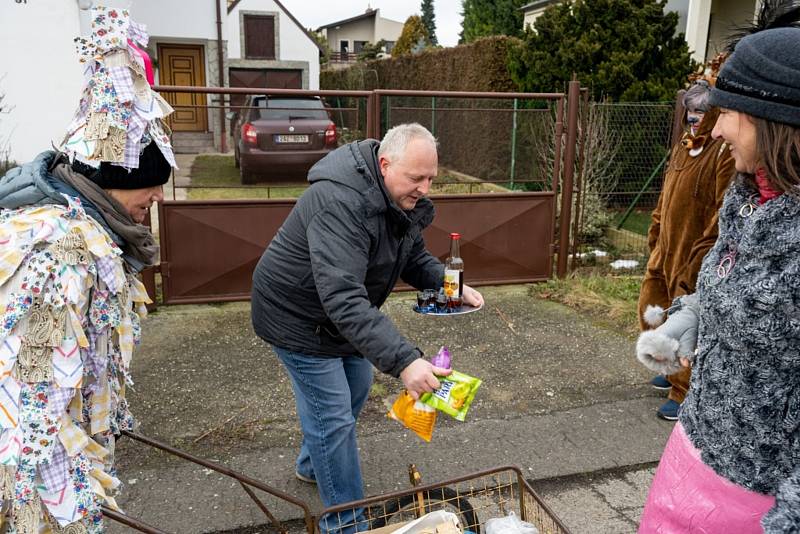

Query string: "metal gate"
[[151, 83, 582, 305], [157, 193, 556, 304]]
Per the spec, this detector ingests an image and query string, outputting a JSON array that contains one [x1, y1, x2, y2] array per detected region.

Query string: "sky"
[[277, 0, 464, 47]]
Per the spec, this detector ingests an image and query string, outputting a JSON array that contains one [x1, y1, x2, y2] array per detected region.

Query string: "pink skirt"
[[639, 423, 775, 533]]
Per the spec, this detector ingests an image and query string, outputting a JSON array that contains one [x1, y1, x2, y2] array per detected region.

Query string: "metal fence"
[[151, 83, 681, 289], [571, 99, 679, 273], [147, 84, 582, 305]]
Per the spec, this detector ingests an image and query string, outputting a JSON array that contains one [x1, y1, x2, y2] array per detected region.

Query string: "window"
[[244, 15, 275, 59], [253, 97, 329, 121], [354, 40, 368, 53], [340, 40, 349, 55], [384, 41, 395, 54]]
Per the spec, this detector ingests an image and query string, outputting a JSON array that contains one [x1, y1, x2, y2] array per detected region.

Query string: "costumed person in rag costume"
[[0, 6, 175, 532], [636, 0, 800, 530], [637, 77, 735, 421]]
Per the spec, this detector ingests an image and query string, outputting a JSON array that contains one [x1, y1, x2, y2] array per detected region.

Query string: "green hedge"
[[320, 36, 522, 92]]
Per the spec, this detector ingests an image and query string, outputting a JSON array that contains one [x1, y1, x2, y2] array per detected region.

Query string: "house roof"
[[520, 0, 560, 12], [227, 0, 324, 53], [316, 8, 378, 31]]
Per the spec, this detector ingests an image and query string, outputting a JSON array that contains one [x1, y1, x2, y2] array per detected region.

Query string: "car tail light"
[[242, 123, 258, 146], [324, 123, 337, 148]]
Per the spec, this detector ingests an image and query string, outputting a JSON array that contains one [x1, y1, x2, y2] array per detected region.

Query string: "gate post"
[[367, 92, 382, 140], [557, 78, 581, 278]]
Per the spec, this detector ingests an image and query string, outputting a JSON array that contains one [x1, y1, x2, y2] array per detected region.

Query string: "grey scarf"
[[51, 164, 160, 267]]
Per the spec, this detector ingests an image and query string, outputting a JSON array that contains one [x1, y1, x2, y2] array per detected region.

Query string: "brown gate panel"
[[158, 200, 295, 304], [421, 193, 555, 285], [159, 193, 555, 304]]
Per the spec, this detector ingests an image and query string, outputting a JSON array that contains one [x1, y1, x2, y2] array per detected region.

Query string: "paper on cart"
[[391, 510, 461, 534]]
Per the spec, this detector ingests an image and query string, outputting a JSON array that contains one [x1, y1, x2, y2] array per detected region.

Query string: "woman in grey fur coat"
[[637, 26, 800, 533]]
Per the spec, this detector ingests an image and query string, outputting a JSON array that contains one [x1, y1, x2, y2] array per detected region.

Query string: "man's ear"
[[379, 155, 390, 175]]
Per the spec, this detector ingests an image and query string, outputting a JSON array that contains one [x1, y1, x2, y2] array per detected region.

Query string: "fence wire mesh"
[[381, 95, 562, 195], [572, 101, 676, 273]]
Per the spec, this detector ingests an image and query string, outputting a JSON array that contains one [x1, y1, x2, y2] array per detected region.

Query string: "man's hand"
[[462, 284, 484, 307], [400, 358, 452, 400]]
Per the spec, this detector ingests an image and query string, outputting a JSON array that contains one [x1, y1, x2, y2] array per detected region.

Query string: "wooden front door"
[[158, 44, 208, 132]]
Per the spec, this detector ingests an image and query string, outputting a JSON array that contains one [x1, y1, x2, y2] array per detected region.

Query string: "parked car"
[[232, 96, 337, 184]]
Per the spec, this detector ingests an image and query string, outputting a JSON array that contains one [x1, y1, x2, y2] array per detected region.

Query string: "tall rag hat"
[[709, 28, 800, 127], [61, 5, 177, 189]]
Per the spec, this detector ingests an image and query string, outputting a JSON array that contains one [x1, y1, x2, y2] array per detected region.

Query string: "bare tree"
[[575, 102, 621, 243]]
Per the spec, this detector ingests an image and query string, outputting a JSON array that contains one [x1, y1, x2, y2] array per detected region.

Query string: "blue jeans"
[[274, 346, 374, 534]]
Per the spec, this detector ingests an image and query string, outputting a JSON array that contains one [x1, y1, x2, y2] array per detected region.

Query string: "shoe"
[[650, 375, 671, 391], [657, 399, 681, 421], [295, 471, 316, 484]]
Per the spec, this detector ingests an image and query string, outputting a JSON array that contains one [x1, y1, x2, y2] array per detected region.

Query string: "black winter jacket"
[[251, 140, 444, 377]]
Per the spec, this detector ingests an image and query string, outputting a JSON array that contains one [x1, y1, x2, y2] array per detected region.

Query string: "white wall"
[[685, 0, 713, 62], [375, 16, 403, 42], [326, 17, 376, 52], [117, 0, 221, 40], [664, 0, 690, 36], [277, 8, 319, 89], [227, 0, 319, 89], [0, 1, 84, 164]]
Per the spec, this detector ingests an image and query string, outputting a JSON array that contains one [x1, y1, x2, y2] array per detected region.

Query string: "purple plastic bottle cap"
[[431, 346, 451, 369]]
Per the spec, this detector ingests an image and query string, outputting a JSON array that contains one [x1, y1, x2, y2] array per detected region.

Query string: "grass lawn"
[[187, 155, 510, 200], [615, 209, 653, 236], [187, 155, 307, 200], [530, 274, 642, 336]]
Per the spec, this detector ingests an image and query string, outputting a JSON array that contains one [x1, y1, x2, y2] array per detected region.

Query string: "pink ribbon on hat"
[[128, 39, 154, 86]]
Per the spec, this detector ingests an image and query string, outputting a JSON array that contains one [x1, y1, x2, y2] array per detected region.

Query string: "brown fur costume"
[[637, 108, 736, 403]]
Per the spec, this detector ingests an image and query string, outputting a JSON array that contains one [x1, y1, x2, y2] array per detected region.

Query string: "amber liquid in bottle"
[[444, 233, 464, 309]]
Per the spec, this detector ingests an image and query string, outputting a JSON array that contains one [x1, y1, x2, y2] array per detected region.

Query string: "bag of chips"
[[387, 390, 438, 442], [420, 370, 482, 422]]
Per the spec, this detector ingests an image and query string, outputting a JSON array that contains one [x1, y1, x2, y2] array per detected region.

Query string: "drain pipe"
[[215, 0, 227, 153]]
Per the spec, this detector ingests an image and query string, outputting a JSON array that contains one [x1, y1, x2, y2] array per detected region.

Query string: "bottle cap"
[[450, 232, 461, 239]]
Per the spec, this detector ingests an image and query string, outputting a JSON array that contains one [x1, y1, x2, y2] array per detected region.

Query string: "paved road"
[[109, 285, 670, 533]]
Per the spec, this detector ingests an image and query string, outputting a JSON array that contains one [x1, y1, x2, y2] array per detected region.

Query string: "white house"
[[317, 8, 404, 66], [0, 0, 320, 164], [227, 0, 321, 92], [521, 0, 760, 64]]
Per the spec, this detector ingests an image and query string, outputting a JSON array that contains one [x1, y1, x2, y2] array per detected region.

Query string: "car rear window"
[[253, 98, 329, 120]]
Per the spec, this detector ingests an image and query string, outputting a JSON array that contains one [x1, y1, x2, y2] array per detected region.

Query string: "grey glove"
[[636, 293, 700, 375]]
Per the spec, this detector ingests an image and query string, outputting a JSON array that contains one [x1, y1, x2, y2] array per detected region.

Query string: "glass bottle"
[[444, 232, 463, 308]]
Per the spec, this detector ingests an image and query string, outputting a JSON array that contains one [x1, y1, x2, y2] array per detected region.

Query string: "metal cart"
[[105, 432, 569, 534], [320, 465, 570, 534]]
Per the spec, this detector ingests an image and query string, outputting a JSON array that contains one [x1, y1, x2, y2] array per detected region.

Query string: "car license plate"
[[275, 134, 309, 143]]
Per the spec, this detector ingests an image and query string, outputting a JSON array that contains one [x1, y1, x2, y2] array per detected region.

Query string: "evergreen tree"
[[508, 0, 695, 101], [421, 0, 439, 46], [460, 0, 525, 43], [393, 15, 431, 56]]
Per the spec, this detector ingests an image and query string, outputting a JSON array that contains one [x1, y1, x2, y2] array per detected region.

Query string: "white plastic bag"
[[485, 512, 539, 534]]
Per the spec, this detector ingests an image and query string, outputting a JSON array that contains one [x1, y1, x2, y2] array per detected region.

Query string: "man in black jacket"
[[251, 123, 483, 533]]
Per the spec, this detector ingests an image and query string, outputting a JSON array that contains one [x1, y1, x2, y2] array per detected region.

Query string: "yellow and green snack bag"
[[420, 370, 482, 422]]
